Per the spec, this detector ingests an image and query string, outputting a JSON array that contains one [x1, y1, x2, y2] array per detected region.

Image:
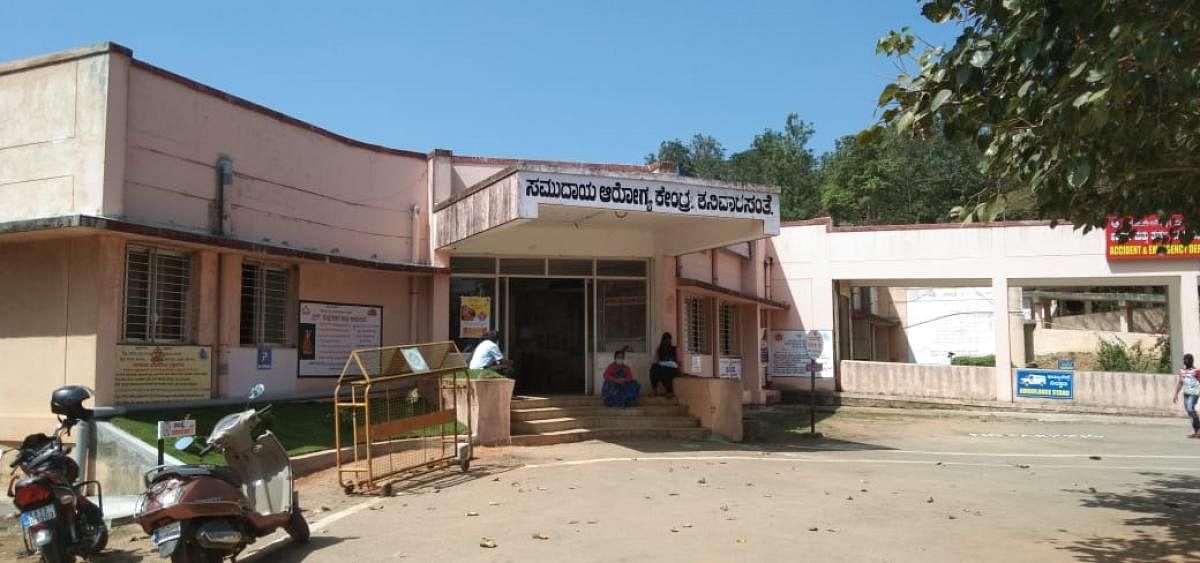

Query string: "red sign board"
[[1105, 214, 1200, 261]]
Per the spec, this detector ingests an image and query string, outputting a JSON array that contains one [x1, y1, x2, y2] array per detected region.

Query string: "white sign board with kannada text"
[[517, 171, 781, 235], [157, 419, 196, 440], [769, 330, 834, 378], [718, 357, 742, 379], [298, 301, 383, 377]]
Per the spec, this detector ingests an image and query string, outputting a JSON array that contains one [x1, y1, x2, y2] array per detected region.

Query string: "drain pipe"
[[410, 204, 422, 342]]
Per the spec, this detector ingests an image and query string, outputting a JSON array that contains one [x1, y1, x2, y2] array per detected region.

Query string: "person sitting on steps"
[[650, 332, 679, 398], [602, 348, 641, 408]]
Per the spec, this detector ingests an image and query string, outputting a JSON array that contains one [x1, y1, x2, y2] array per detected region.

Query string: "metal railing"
[[333, 341, 472, 494]]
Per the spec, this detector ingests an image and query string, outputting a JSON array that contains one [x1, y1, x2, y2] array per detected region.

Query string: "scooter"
[[133, 384, 309, 562], [3, 386, 108, 563]]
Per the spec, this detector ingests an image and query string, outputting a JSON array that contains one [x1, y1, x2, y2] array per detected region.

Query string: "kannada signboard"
[[156, 419, 196, 440], [459, 296, 492, 338], [114, 345, 212, 404], [517, 171, 781, 235], [718, 357, 742, 379], [1015, 368, 1074, 400], [1105, 214, 1200, 261], [769, 330, 834, 378], [298, 301, 383, 377]]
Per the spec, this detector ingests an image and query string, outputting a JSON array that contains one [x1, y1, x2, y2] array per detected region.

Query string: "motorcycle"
[[3, 386, 108, 563], [134, 384, 309, 562]]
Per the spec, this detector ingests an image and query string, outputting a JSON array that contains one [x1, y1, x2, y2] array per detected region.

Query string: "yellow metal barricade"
[[333, 341, 473, 494]]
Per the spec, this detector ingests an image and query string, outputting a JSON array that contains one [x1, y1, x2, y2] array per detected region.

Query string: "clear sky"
[[1, 1, 957, 163]]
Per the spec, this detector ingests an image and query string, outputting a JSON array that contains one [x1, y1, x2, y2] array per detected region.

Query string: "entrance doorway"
[[508, 278, 586, 394]]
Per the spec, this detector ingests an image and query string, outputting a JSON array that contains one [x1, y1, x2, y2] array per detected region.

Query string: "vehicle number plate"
[[152, 521, 183, 546], [19, 505, 55, 529]]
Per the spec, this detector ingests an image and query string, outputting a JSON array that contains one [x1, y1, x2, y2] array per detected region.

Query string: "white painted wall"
[[904, 287, 995, 365]]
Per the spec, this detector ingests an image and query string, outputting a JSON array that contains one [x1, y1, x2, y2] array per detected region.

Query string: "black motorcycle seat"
[[150, 465, 243, 488]]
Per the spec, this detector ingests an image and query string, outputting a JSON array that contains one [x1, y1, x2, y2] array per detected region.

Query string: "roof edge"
[[781, 217, 1065, 233], [0, 42, 132, 77], [130, 59, 430, 161], [0, 215, 446, 275]]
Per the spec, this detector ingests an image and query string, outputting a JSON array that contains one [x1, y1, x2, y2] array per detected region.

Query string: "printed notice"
[[115, 345, 212, 404], [299, 301, 383, 377]]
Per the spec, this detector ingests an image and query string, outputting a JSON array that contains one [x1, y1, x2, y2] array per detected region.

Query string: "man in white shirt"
[[469, 330, 507, 371]]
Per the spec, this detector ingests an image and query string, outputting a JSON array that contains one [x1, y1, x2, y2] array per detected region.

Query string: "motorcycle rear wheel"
[[79, 502, 108, 552], [38, 540, 71, 563], [285, 509, 310, 543]]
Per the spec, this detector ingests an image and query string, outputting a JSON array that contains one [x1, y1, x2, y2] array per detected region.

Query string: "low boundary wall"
[[839, 360, 1178, 416]]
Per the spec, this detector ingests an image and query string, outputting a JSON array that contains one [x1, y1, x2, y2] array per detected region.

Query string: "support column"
[[216, 253, 242, 398], [431, 249, 451, 341], [1169, 273, 1200, 372], [992, 277, 1013, 402]]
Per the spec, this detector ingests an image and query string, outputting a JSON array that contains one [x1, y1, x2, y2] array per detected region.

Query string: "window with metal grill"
[[240, 263, 292, 346], [684, 296, 710, 355], [124, 246, 192, 343], [719, 302, 740, 357]]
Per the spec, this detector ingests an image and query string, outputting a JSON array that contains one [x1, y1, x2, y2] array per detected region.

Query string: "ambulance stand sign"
[[1015, 369, 1074, 400]]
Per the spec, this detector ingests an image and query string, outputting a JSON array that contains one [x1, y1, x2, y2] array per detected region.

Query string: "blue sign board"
[[1015, 369, 1074, 399], [1057, 358, 1075, 370], [257, 346, 272, 370]]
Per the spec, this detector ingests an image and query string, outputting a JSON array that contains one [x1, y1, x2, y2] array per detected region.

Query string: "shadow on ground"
[[244, 535, 357, 562], [1062, 473, 1200, 562], [343, 458, 524, 496], [602, 405, 894, 455]]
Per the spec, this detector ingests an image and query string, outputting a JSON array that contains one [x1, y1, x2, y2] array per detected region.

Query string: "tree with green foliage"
[[646, 114, 820, 221], [820, 125, 1033, 225], [726, 114, 822, 221], [645, 134, 728, 179], [872, 1, 1200, 236]]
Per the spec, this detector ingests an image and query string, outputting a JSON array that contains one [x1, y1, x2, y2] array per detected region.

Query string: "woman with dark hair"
[[1173, 353, 1200, 437], [650, 332, 679, 397], [602, 349, 641, 407]]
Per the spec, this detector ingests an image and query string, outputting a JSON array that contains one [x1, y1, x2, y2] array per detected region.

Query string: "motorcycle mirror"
[[174, 436, 195, 451], [247, 383, 266, 402]]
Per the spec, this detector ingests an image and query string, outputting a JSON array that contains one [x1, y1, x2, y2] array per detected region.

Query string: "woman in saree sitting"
[[602, 349, 641, 407]]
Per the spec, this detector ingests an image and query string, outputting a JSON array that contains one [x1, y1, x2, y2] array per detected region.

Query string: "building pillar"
[[215, 253, 242, 397], [1008, 287, 1027, 367], [992, 277, 1014, 402], [1169, 273, 1200, 372], [1120, 300, 1131, 333]]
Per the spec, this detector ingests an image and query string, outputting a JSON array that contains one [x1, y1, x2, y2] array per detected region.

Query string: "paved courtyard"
[[7, 407, 1200, 562]]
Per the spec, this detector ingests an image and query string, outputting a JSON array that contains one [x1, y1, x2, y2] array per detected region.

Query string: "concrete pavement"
[[7, 407, 1199, 562], [245, 408, 1200, 563]]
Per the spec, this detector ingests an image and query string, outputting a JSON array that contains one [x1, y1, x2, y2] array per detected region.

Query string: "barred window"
[[684, 296, 710, 355], [719, 302, 740, 357], [598, 280, 646, 353], [124, 245, 192, 343], [240, 263, 292, 346]]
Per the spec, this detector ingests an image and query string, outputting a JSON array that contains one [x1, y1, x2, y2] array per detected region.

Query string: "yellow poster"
[[114, 345, 212, 404], [459, 296, 492, 338]]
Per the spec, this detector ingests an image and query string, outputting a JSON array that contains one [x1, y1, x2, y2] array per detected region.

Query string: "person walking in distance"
[[1173, 353, 1200, 437]]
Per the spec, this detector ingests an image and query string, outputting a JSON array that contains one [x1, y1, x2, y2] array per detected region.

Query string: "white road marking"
[[521, 454, 1200, 472], [240, 498, 375, 561]]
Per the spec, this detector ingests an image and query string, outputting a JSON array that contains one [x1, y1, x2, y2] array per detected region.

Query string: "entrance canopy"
[[434, 166, 781, 256]]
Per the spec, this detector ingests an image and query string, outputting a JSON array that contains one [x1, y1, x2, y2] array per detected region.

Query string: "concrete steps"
[[513, 415, 700, 434], [510, 426, 710, 447], [511, 405, 688, 421], [509, 395, 708, 446]]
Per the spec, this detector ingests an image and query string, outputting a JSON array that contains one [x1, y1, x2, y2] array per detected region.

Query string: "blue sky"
[[1, 1, 957, 163]]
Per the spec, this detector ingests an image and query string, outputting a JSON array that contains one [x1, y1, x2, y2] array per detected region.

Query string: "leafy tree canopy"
[[821, 124, 1034, 225], [646, 114, 820, 221], [870, 0, 1200, 236]]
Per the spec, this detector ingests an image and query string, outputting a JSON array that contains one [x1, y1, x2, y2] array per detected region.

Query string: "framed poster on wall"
[[298, 301, 383, 377], [769, 329, 834, 378]]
